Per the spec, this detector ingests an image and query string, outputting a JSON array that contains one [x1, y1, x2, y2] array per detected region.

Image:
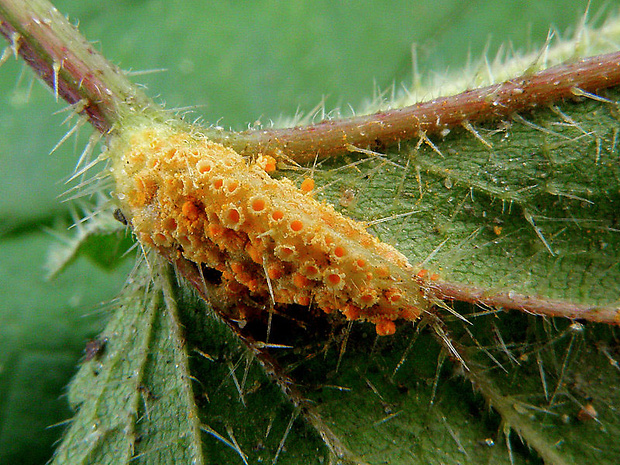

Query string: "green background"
[[0, 0, 611, 463]]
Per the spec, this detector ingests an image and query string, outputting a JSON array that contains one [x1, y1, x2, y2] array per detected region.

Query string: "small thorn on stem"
[[10, 31, 20, 58], [0, 47, 10, 67], [52, 60, 61, 102]]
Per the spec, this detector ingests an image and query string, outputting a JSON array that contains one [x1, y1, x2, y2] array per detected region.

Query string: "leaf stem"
[[427, 280, 620, 325], [4, 0, 620, 166], [212, 52, 620, 163], [0, 0, 155, 132]]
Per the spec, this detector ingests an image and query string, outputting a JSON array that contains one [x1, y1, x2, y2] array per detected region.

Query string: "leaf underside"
[[54, 260, 620, 465], [53, 259, 204, 464], [305, 87, 620, 308]]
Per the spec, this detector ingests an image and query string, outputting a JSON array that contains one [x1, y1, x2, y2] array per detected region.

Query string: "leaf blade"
[[53, 256, 204, 464]]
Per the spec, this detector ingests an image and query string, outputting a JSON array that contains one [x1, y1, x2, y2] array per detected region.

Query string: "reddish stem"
[[3, 1, 620, 164], [0, 0, 154, 132], [214, 51, 620, 162], [428, 280, 620, 325]]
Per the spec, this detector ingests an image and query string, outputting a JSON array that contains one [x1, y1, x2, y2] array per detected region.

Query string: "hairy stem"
[[212, 51, 620, 163], [428, 280, 620, 325], [0, 0, 154, 132], [3, 0, 620, 166]]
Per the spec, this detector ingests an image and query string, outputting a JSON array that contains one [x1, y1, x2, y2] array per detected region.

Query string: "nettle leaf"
[[261, 313, 620, 464], [54, 85, 620, 463], [53, 256, 204, 464], [54, 254, 332, 465], [181, 85, 620, 462], [263, 81, 620, 464], [2, 1, 620, 465]]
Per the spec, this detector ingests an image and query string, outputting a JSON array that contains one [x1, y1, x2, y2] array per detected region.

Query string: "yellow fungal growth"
[[300, 177, 315, 193], [110, 122, 431, 335], [256, 153, 277, 173]]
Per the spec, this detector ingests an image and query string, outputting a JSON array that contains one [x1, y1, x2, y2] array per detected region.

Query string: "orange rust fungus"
[[375, 320, 396, 336], [300, 177, 315, 193], [493, 225, 503, 235], [139, 232, 154, 246], [290, 220, 304, 232], [226, 208, 241, 225], [131, 175, 156, 207], [304, 264, 319, 277], [326, 273, 342, 286], [400, 306, 419, 320], [343, 304, 361, 320], [334, 246, 346, 258], [207, 224, 224, 238], [296, 295, 311, 306], [376, 265, 390, 278], [163, 217, 177, 231], [251, 198, 266, 212], [246, 279, 260, 292], [226, 280, 245, 294], [360, 292, 376, 306], [430, 273, 440, 281], [246, 243, 262, 264], [182, 201, 200, 221], [257, 154, 277, 173], [278, 246, 295, 257], [227, 180, 239, 192], [153, 233, 167, 245], [267, 264, 283, 280], [386, 288, 402, 303], [230, 261, 245, 274], [293, 273, 311, 288], [111, 123, 430, 337], [197, 160, 212, 173]]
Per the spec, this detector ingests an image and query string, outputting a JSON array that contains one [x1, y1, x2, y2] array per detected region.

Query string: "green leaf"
[[45, 206, 134, 278], [53, 256, 204, 464], [263, 314, 620, 464], [53, 254, 333, 464]]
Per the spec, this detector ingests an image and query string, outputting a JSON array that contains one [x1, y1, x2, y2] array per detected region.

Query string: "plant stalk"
[[213, 51, 620, 163], [0, 0, 154, 132], [3, 0, 620, 163], [428, 280, 619, 325]]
